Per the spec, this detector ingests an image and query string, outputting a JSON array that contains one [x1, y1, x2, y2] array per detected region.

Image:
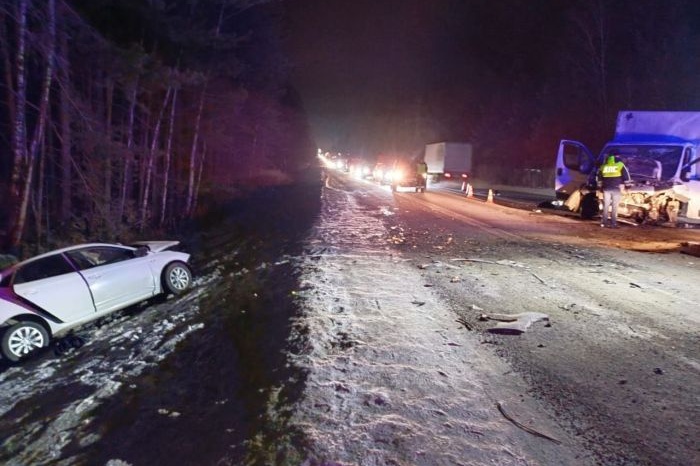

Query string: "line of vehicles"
[[330, 142, 474, 193], [327, 109, 700, 226]]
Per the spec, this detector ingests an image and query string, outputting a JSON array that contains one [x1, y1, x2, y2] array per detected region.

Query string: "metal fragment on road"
[[496, 401, 561, 444], [680, 242, 700, 257], [482, 312, 550, 334]]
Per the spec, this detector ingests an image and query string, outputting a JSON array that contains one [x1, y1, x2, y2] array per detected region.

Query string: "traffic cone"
[[465, 183, 473, 197], [486, 189, 494, 203]]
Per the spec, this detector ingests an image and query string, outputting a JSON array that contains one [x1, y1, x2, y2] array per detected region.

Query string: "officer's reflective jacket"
[[599, 156, 630, 191]]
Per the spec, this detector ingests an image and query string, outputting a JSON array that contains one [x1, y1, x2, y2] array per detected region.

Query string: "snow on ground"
[[289, 185, 587, 465], [0, 259, 229, 465]]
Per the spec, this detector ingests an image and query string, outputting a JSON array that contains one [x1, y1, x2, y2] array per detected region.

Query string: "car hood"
[[130, 240, 181, 253]]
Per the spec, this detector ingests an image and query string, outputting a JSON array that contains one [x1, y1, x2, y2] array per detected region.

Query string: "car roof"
[[4, 243, 134, 270]]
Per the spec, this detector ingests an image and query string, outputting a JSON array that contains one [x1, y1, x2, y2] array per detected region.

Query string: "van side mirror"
[[680, 168, 691, 182]]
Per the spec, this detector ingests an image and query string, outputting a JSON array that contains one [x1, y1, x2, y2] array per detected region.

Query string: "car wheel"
[[163, 262, 192, 295], [580, 192, 599, 220], [1, 321, 49, 362]]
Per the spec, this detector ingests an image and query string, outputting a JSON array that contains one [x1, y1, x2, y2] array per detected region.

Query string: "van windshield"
[[603, 145, 682, 182]]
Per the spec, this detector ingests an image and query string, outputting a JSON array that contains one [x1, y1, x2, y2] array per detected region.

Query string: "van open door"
[[555, 140, 596, 199]]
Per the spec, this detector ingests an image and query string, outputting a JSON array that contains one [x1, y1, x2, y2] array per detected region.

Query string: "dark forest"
[[0, 0, 315, 253]]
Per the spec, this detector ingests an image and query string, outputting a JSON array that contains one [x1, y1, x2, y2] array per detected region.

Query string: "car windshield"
[[603, 145, 683, 182]]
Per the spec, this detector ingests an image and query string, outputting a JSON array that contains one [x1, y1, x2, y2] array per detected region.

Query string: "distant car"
[[348, 158, 372, 179], [389, 161, 427, 193], [0, 241, 192, 362], [373, 162, 391, 184]]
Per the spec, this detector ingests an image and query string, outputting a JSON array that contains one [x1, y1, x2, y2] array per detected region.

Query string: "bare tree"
[[6, 0, 56, 250], [192, 139, 207, 215], [58, 23, 72, 226], [160, 85, 178, 226], [118, 79, 139, 223], [140, 86, 172, 230], [186, 83, 207, 216]]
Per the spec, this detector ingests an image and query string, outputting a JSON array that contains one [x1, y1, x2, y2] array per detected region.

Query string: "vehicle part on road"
[[497, 401, 561, 444], [481, 312, 550, 334], [1, 321, 49, 362], [679, 241, 700, 256]]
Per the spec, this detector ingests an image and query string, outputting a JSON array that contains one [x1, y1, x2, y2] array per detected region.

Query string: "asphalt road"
[[335, 171, 700, 466]]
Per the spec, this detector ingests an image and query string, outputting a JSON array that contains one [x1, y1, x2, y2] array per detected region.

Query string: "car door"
[[67, 246, 156, 314], [12, 254, 96, 322], [555, 140, 597, 197]]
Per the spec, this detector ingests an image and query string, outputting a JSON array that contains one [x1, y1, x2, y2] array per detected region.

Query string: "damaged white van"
[[555, 111, 700, 225]]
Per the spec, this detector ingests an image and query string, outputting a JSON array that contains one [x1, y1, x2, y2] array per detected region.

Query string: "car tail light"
[[444, 173, 452, 178]]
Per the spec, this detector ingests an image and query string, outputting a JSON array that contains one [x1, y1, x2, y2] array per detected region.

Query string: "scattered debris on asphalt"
[[480, 312, 550, 334], [680, 242, 700, 257], [496, 401, 561, 444], [456, 317, 473, 331]]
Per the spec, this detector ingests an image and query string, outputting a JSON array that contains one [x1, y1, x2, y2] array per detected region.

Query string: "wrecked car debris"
[[479, 312, 550, 334]]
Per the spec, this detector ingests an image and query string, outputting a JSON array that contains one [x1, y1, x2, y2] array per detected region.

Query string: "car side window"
[[67, 246, 135, 271], [563, 144, 593, 173], [14, 255, 75, 284]]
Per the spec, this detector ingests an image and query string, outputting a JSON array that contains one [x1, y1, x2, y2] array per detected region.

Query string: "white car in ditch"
[[0, 241, 192, 362]]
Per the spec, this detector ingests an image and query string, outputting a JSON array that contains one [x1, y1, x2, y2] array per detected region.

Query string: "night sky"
[[284, 0, 700, 164], [286, 0, 476, 156]]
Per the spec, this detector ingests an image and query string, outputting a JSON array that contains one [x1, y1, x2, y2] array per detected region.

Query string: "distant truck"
[[424, 142, 473, 181], [555, 111, 700, 224]]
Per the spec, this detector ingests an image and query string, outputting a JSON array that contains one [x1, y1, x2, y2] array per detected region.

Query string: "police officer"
[[598, 154, 631, 228]]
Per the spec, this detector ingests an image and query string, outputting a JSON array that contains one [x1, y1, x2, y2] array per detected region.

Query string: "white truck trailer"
[[555, 111, 700, 224], [424, 142, 473, 181]]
